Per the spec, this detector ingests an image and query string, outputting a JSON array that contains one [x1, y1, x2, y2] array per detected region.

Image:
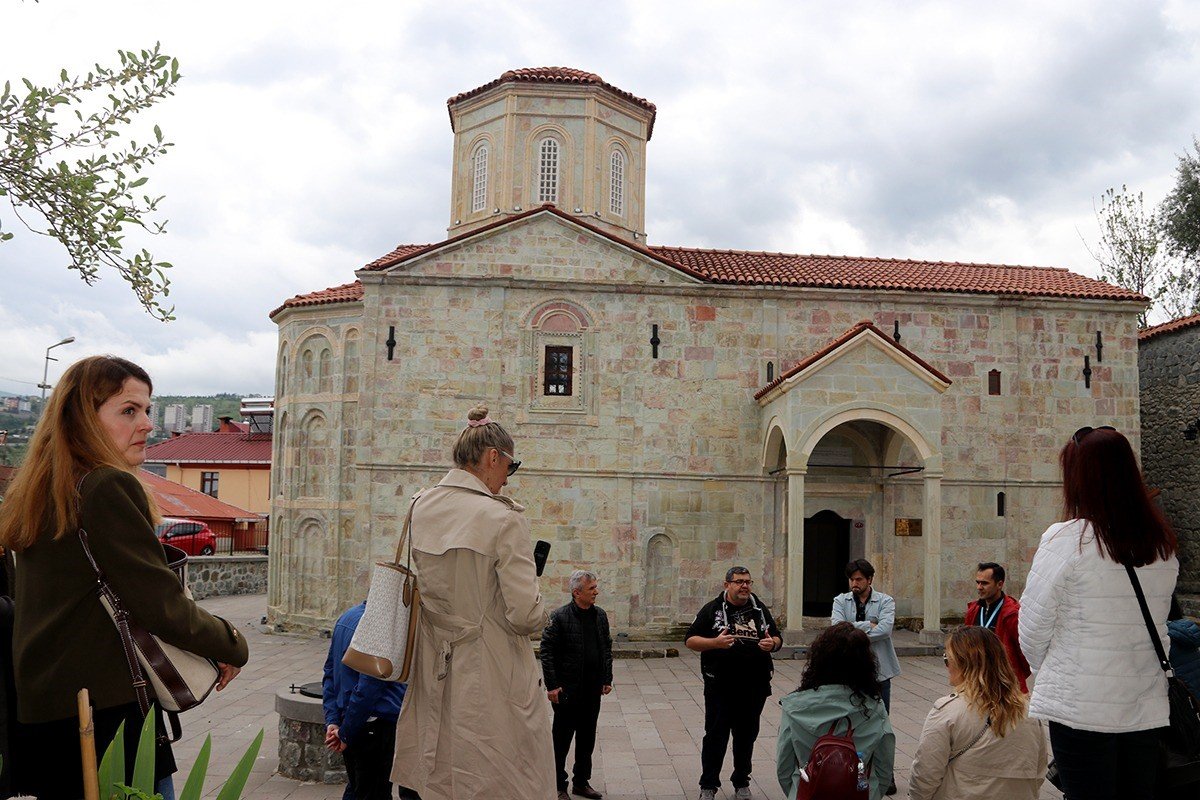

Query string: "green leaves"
[[1, 41, 180, 320], [96, 714, 265, 800]]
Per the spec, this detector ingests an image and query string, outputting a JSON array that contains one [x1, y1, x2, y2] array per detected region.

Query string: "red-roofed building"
[[139, 470, 267, 551], [144, 431, 272, 518], [269, 67, 1149, 636]]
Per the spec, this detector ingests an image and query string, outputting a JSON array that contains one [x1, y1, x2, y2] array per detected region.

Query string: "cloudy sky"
[[3, 0, 1198, 395]]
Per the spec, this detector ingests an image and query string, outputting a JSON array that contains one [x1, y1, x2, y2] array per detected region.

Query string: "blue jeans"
[[155, 775, 176, 800], [1048, 721, 1161, 800], [880, 678, 891, 713]]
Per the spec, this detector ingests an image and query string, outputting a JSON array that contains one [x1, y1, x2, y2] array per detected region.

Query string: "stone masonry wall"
[[1139, 325, 1200, 594], [188, 555, 269, 601]]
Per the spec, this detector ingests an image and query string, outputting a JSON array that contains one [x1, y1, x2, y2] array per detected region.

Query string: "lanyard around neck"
[[981, 596, 1004, 628]]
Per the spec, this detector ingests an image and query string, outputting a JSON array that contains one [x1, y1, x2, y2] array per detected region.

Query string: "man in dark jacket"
[[965, 561, 1030, 693], [540, 570, 613, 800]]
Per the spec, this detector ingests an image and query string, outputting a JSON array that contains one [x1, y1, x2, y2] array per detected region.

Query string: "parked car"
[[154, 517, 217, 556]]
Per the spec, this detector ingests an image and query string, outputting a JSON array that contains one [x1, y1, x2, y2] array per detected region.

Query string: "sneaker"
[[698, 790, 717, 800], [734, 788, 752, 799], [885, 780, 898, 795]]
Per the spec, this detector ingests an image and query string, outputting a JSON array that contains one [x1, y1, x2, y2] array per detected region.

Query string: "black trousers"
[[342, 717, 417, 800], [699, 681, 768, 790], [1048, 721, 1162, 800], [552, 690, 602, 791]]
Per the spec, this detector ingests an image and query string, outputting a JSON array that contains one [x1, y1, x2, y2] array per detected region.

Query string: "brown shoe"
[[557, 791, 570, 800], [572, 784, 603, 799]]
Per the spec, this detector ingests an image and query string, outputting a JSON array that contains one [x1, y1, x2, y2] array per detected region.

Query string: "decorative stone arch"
[[778, 402, 944, 640], [294, 326, 342, 359], [527, 298, 595, 332], [642, 531, 678, 618], [762, 417, 788, 474], [342, 328, 361, 394], [295, 328, 339, 395], [277, 340, 290, 400], [298, 410, 329, 498], [525, 299, 594, 414]]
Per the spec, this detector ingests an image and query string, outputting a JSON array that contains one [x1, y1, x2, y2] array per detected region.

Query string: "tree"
[[1084, 185, 1193, 326], [1159, 137, 1200, 314], [1, 43, 180, 320]]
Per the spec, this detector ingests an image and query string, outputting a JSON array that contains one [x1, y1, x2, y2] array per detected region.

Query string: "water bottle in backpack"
[[795, 716, 870, 800]]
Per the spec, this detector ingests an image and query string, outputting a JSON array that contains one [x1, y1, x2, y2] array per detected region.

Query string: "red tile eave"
[[1139, 312, 1200, 342], [754, 321, 952, 401], [446, 67, 657, 139], [269, 281, 365, 319]]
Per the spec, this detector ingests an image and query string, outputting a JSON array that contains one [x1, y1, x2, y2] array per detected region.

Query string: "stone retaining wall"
[[187, 555, 269, 601]]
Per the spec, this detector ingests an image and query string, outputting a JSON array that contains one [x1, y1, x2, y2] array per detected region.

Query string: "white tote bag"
[[342, 491, 423, 682]]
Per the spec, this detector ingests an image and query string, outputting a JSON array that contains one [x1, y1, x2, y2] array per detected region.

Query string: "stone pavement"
[[185, 594, 1062, 799]]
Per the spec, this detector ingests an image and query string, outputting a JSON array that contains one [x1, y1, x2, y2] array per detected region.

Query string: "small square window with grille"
[[543, 345, 573, 396], [538, 138, 559, 204], [201, 471, 219, 498], [988, 369, 1001, 396]]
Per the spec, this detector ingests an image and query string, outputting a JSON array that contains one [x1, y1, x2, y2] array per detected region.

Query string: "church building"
[[269, 67, 1144, 639]]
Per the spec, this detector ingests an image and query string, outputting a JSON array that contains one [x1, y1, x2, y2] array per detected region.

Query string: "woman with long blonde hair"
[[908, 626, 1046, 800], [0, 355, 249, 799]]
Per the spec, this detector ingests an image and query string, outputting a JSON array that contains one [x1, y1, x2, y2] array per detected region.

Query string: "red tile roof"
[[1139, 312, 1200, 342], [140, 470, 262, 522], [756, 320, 952, 400], [651, 246, 1144, 301], [448, 67, 657, 139], [144, 432, 272, 465], [271, 206, 1146, 319]]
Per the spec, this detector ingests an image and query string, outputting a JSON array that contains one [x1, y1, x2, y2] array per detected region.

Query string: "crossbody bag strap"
[[1124, 563, 1173, 675], [78, 528, 154, 718], [948, 715, 991, 763]]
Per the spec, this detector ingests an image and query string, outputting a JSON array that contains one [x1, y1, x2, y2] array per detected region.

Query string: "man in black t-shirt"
[[685, 566, 782, 800]]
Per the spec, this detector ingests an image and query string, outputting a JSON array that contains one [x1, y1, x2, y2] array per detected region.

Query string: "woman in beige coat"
[[908, 626, 1047, 800], [392, 405, 556, 800]]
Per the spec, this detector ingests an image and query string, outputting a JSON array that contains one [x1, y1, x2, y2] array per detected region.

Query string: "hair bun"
[[467, 404, 489, 422]]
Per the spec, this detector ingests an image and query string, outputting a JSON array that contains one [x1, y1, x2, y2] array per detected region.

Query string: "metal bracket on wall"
[[893, 320, 902, 343], [650, 324, 661, 359], [1083, 355, 1092, 388], [385, 326, 397, 361], [1095, 330, 1103, 363]]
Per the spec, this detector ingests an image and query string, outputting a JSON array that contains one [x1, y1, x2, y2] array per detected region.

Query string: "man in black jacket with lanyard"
[[541, 570, 613, 800], [686, 566, 782, 800]]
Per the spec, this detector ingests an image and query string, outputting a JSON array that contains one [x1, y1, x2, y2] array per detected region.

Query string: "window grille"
[[988, 369, 1001, 396], [610, 149, 625, 215], [538, 138, 559, 203], [543, 345, 573, 395], [471, 144, 488, 212]]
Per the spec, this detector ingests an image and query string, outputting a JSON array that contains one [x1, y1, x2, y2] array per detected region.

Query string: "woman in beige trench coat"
[[392, 406, 556, 800], [908, 626, 1046, 800]]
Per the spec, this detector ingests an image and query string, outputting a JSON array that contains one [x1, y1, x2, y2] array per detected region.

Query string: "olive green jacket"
[[11, 467, 248, 723]]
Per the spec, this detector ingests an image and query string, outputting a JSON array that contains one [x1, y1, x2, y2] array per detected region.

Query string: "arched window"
[[538, 137, 559, 204], [609, 148, 625, 216], [471, 143, 488, 212]]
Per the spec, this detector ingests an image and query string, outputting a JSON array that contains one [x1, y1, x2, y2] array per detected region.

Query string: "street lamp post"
[[40, 336, 77, 403]]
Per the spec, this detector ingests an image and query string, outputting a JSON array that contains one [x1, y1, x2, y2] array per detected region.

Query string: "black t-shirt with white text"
[[685, 592, 780, 691]]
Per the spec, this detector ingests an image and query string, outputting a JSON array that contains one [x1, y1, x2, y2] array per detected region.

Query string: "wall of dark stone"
[[1139, 326, 1200, 595], [187, 555, 268, 600]]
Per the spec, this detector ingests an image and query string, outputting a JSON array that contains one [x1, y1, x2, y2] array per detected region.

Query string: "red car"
[[154, 517, 217, 556]]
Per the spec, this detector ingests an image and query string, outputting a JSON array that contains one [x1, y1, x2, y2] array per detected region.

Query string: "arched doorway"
[[803, 509, 850, 616]]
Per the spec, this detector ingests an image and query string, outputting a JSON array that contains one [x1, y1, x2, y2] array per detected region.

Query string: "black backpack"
[[796, 716, 869, 800]]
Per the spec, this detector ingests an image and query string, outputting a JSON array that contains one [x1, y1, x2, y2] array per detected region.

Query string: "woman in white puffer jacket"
[[1018, 425, 1178, 800]]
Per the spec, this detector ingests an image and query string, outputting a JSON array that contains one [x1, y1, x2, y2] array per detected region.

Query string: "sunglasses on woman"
[[500, 451, 521, 476], [1071, 425, 1116, 445]]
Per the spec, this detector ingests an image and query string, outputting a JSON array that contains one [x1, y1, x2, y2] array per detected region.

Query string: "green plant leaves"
[[131, 712, 157, 794], [178, 736, 211, 800], [214, 728, 263, 800], [98, 721, 127, 799]]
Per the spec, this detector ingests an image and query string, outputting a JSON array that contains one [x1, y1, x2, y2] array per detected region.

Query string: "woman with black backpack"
[[776, 622, 895, 800]]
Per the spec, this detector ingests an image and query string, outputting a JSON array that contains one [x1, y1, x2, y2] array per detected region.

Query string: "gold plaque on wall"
[[894, 518, 923, 536]]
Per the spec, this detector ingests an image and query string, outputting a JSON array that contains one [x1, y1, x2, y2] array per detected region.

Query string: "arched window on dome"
[[538, 137, 559, 204], [609, 148, 625, 216], [471, 143, 488, 213]]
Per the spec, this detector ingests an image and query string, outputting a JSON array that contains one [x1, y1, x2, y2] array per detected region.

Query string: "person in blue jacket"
[[323, 601, 418, 800], [1168, 594, 1200, 700]]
